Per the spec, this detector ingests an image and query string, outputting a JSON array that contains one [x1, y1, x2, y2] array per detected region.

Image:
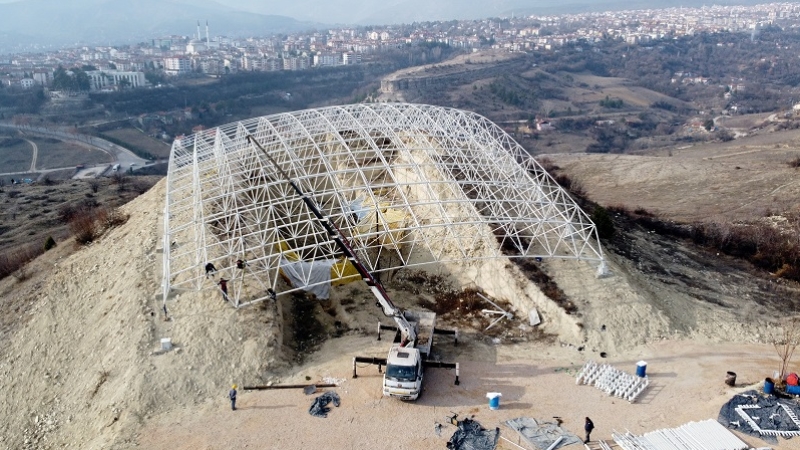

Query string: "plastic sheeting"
[[280, 257, 336, 299], [308, 391, 340, 418], [505, 417, 581, 450], [447, 418, 500, 450]]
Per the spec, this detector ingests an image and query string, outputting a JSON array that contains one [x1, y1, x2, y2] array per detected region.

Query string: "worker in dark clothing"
[[584, 417, 595, 443], [229, 384, 237, 411], [218, 278, 229, 302], [236, 259, 247, 270], [205, 262, 217, 278]]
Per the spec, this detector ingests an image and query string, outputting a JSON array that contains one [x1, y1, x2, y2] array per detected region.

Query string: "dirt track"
[[138, 339, 793, 450]]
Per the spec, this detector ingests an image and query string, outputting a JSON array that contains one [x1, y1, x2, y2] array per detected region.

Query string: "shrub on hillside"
[[614, 207, 800, 282], [0, 244, 42, 281], [70, 209, 99, 245], [43, 236, 56, 251], [69, 206, 129, 246], [591, 206, 615, 240]]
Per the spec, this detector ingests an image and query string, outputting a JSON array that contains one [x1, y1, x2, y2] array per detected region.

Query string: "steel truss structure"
[[162, 103, 605, 307]]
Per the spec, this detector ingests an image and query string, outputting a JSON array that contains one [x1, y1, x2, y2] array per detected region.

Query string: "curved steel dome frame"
[[162, 103, 605, 307]]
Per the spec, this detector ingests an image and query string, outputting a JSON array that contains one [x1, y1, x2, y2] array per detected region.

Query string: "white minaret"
[[196, 20, 201, 41], [206, 20, 210, 43]]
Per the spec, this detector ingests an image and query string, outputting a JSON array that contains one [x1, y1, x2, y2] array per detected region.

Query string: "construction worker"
[[584, 417, 595, 443], [205, 262, 216, 278], [218, 278, 229, 302], [236, 259, 247, 270], [229, 384, 237, 411]]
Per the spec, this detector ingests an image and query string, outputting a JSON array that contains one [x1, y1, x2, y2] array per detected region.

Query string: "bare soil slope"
[[544, 131, 800, 222], [1, 168, 799, 450]]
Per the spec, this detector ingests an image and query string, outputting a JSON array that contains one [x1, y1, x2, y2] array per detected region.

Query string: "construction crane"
[[247, 134, 459, 401], [246, 134, 415, 345]]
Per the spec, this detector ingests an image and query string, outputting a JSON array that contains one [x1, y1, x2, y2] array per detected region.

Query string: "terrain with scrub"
[[2, 124, 800, 448], [3, 46, 800, 448]]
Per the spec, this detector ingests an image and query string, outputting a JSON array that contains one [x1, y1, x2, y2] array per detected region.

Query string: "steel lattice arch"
[[162, 103, 605, 307]]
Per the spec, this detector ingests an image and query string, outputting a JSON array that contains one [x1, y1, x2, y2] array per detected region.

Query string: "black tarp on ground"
[[718, 389, 800, 445], [309, 391, 340, 418], [447, 418, 500, 450]]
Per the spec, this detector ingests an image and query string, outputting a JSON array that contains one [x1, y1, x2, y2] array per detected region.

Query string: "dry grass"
[[0, 176, 158, 280], [32, 137, 111, 169], [0, 137, 33, 172], [99, 127, 171, 159]]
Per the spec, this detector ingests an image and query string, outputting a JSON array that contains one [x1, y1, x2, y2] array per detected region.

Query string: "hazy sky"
[[0, 0, 574, 25], [0, 0, 518, 24], [212, 0, 577, 24], [0, 0, 766, 27]]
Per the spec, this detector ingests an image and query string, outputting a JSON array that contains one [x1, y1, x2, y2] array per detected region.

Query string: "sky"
[[0, 0, 768, 29], [0, 0, 634, 25], [214, 0, 577, 24]]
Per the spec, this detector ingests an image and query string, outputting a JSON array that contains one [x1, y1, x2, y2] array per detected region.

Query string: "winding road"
[[24, 138, 37, 172], [0, 123, 150, 180]]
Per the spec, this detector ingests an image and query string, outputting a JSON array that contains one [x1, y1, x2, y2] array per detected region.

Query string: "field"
[[566, 73, 691, 110], [0, 137, 32, 172], [99, 126, 172, 159], [31, 136, 112, 169], [543, 126, 800, 223]]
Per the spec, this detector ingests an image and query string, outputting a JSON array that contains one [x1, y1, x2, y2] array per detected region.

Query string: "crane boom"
[[246, 135, 417, 346]]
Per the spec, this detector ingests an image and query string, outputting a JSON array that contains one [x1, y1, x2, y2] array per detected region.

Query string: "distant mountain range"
[[0, 0, 315, 55], [226, 0, 773, 26]]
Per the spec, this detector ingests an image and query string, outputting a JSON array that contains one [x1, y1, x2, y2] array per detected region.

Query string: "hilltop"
[[1, 149, 799, 448]]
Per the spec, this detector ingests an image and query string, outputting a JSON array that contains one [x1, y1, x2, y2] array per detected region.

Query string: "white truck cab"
[[383, 345, 423, 400], [381, 311, 435, 400]]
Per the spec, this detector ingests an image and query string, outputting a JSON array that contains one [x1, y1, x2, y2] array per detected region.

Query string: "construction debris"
[[447, 417, 499, 450], [504, 417, 580, 450], [719, 389, 800, 445], [612, 419, 748, 450], [308, 391, 340, 418], [242, 383, 337, 391]]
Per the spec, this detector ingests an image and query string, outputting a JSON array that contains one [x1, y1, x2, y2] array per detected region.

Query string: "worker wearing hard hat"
[[229, 384, 238, 411]]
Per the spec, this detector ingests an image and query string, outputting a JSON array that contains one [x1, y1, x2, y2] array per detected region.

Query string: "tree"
[[772, 317, 800, 384], [73, 68, 91, 91], [52, 65, 74, 91], [52, 65, 90, 91]]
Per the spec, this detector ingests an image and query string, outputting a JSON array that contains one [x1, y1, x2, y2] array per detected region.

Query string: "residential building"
[[164, 57, 192, 75], [86, 70, 147, 90]]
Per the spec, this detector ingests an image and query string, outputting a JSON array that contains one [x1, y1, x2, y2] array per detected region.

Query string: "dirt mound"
[[0, 166, 793, 449], [0, 179, 283, 449]]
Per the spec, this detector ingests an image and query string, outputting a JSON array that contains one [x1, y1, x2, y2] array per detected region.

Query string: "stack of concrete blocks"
[[575, 361, 649, 403]]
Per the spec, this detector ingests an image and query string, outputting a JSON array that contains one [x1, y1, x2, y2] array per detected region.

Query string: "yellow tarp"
[[354, 197, 408, 250]]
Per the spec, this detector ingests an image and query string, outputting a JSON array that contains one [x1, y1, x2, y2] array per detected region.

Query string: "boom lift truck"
[[247, 135, 460, 401]]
